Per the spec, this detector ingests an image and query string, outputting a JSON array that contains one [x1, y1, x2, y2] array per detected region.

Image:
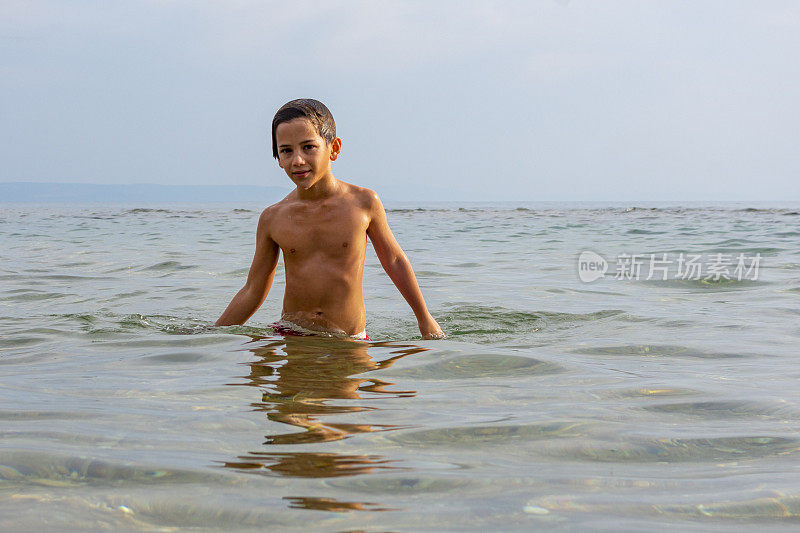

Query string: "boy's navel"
[[342, 242, 348, 248], [290, 248, 296, 254]]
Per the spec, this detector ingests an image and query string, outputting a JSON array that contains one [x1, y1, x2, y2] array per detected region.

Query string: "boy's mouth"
[[293, 170, 310, 178]]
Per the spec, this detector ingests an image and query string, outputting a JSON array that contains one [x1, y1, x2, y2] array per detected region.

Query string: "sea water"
[[1, 201, 799, 531]]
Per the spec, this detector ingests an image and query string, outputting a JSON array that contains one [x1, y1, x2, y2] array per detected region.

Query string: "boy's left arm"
[[366, 192, 444, 340]]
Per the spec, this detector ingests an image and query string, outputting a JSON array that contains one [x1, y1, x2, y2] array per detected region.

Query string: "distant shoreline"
[[2, 182, 799, 206], [0, 182, 291, 203]]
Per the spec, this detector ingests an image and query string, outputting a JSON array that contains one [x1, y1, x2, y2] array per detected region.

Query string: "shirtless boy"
[[215, 99, 444, 340]]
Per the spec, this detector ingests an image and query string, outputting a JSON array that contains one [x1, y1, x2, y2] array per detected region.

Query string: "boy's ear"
[[329, 137, 342, 161]]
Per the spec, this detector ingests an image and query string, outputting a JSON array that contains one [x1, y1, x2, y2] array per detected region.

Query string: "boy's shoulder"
[[257, 195, 287, 223], [261, 180, 381, 218], [340, 181, 381, 210]]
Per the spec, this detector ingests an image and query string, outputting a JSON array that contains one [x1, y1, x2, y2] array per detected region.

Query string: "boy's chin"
[[289, 176, 310, 188], [294, 177, 321, 190]]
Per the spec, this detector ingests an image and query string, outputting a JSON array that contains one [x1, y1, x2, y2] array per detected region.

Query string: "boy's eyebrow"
[[278, 139, 318, 147]]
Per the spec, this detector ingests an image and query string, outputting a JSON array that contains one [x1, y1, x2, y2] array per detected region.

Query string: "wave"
[[538, 435, 798, 463], [437, 305, 624, 343], [527, 492, 800, 521], [389, 421, 589, 448], [572, 344, 756, 359], [381, 353, 564, 380], [384, 204, 800, 216], [139, 261, 195, 272]]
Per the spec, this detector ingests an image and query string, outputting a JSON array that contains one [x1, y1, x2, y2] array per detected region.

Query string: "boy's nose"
[[291, 153, 306, 166]]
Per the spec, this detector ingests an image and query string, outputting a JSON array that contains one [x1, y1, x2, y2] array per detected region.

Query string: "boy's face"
[[275, 118, 341, 190]]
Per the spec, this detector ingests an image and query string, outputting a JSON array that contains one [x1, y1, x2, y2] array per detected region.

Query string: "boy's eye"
[[280, 148, 291, 154], [303, 145, 316, 150]]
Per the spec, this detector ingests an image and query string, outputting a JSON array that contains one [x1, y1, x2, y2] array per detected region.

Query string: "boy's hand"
[[419, 314, 445, 340]]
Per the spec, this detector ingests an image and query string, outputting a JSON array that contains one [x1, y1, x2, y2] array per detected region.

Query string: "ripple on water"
[[327, 476, 472, 494], [539, 436, 799, 463], [441, 305, 624, 342], [53, 313, 217, 337], [638, 277, 765, 291], [529, 493, 800, 521], [0, 410, 94, 421], [414, 270, 454, 278], [642, 400, 800, 421], [96, 335, 234, 349], [0, 430, 131, 448], [0, 451, 230, 488], [654, 494, 800, 520], [139, 261, 196, 272], [1, 291, 69, 302], [389, 421, 589, 448], [36, 274, 111, 281], [626, 229, 667, 235], [609, 387, 701, 399], [705, 246, 784, 255], [139, 351, 218, 364], [381, 353, 565, 380], [572, 344, 754, 359], [104, 290, 148, 300], [0, 336, 50, 349]]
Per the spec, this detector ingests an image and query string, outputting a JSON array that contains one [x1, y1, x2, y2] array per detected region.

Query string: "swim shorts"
[[270, 319, 369, 340]]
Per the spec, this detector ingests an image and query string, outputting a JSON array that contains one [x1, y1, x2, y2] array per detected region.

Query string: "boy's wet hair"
[[271, 99, 336, 159]]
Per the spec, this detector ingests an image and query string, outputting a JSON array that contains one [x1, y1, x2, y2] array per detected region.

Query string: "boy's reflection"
[[224, 335, 426, 478]]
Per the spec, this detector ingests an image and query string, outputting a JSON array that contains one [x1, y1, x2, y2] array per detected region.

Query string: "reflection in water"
[[223, 336, 425, 480], [224, 451, 398, 478], [283, 496, 394, 512]]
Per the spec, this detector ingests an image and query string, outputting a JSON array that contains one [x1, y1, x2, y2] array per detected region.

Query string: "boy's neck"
[[296, 173, 340, 201]]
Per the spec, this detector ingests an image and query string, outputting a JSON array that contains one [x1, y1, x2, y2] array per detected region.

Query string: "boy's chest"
[[273, 204, 370, 257]]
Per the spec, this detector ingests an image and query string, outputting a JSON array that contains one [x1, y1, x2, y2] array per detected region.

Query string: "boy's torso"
[[267, 183, 372, 336]]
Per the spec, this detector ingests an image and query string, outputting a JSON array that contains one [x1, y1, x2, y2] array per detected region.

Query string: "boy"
[[215, 99, 444, 340]]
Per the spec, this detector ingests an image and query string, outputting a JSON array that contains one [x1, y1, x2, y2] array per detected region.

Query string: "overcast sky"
[[2, 1, 799, 201]]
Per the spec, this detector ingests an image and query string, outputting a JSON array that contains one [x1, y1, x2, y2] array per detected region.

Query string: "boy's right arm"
[[214, 209, 280, 326]]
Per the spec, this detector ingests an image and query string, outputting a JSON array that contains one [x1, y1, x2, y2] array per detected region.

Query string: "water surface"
[[2, 201, 800, 530]]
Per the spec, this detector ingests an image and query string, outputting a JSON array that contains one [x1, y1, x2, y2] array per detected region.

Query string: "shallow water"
[[2, 201, 800, 531]]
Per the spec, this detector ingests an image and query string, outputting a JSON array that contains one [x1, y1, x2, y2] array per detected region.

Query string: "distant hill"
[[0, 182, 291, 203]]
